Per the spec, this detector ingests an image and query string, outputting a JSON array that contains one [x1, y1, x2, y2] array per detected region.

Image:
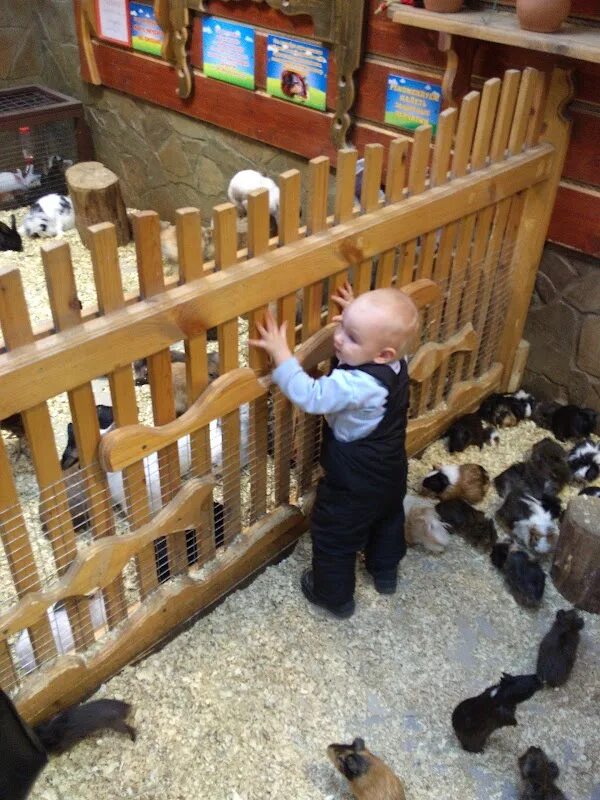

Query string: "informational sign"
[[266, 34, 329, 112], [202, 17, 255, 89], [96, 0, 131, 46], [129, 2, 163, 56], [385, 74, 442, 133]]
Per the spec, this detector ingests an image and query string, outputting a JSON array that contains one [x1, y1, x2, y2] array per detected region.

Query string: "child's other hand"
[[331, 280, 354, 323], [248, 309, 292, 367]]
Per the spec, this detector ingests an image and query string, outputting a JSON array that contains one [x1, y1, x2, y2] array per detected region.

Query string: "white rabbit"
[[104, 404, 251, 517], [14, 592, 107, 673], [0, 164, 41, 193], [21, 193, 75, 237], [227, 169, 280, 222]]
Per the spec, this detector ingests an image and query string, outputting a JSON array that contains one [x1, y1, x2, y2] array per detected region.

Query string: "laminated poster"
[[96, 0, 131, 46], [202, 17, 255, 90], [385, 74, 442, 133], [129, 2, 163, 56], [266, 35, 328, 112]]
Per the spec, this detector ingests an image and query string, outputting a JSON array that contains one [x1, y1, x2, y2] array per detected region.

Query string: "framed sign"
[[130, 2, 164, 55], [266, 34, 329, 112], [202, 17, 255, 90], [95, 0, 131, 46], [385, 74, 442, 133]]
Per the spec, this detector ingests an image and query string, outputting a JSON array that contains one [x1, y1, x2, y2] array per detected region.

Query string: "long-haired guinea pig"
[[479, 390, 535, 428], [435, 498, 497, 551], [568, 439, 600, 483], [490, 543, 545, 608], [444, 413, 499, 453], [518, 746, 567, 800], [421, 463, 489, 504], [404, 494, 450, 554], [496, 491, 560, 555], [327, 738, 406, 800], [536, 608, 584, 688], [534, 401, 597, 441], [528, 438, 571, 491]]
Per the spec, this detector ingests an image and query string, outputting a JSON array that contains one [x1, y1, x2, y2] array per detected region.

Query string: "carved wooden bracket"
[[154, 0, 366, 148]]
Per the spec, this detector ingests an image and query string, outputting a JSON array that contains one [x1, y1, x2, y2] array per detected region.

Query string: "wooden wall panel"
[[548, 183, 600, 256], [198, 0, 315, 36], [564, 108, 600, 186]]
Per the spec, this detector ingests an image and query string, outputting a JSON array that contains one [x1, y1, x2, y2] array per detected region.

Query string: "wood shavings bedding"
[[27, 423, 600, 800]]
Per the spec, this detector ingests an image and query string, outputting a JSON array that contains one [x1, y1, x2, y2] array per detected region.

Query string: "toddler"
[[250, 282, 418, 618]]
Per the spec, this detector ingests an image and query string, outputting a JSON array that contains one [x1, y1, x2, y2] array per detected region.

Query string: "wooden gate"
[[0, 67, 571, 722]]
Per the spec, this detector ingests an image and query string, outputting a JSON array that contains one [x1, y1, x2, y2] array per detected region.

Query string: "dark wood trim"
[[549, 182, 600, 256]]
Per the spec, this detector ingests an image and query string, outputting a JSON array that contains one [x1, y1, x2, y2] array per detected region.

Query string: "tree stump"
[[551, 495, 600, 613], [65, 161, 130, 247]]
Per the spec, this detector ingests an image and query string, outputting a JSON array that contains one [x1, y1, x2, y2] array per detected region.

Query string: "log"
[[551, 495, 600, 614], [66, 161, 130, 247]]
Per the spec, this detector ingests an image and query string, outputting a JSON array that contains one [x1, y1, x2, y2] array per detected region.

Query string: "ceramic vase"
[[516, 0, 571, 32], [424, 0, 464, 12]]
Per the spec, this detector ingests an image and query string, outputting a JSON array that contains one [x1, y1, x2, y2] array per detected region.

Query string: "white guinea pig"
[[22, 193, 75, 237], [227, 169, 280, 222]]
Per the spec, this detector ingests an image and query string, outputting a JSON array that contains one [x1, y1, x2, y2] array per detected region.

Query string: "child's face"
[[333, 301, 394, 366]]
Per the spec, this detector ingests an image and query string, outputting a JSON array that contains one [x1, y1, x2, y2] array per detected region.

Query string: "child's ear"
[[375, 346, 398, 363]]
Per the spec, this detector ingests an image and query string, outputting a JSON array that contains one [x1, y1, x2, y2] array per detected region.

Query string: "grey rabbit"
[[34, 699, 136, 755], [0, 214, 23, 251], [536, 609, 584, 687]]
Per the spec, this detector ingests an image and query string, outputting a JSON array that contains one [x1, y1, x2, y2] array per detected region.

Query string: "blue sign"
[[202, 16, 255, 90], [130, 2, 162, 56], [385, 74, 442, 133], [266, 34, 329, 111]]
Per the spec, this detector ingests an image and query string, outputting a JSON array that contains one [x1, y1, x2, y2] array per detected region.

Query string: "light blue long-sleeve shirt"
[[272, 357, 401, 443]]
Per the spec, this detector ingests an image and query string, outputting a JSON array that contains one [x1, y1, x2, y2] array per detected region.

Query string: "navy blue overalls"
[[310, 359, 409, 607]]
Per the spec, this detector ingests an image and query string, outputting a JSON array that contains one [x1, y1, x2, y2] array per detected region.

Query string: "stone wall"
[[523, 244, 600, 412], [0, 4, 44, 88]]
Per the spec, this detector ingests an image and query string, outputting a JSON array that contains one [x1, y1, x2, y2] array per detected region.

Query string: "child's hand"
[[248, 309, 292, 367], [330, 280, 354, 323]]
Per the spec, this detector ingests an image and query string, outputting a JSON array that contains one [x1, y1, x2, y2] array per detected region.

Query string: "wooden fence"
[[0, 67, 571, 722]]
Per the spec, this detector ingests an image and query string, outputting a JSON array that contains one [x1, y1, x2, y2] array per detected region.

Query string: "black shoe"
[[300, 569, 355, 619], [370, 572, 398, 595]]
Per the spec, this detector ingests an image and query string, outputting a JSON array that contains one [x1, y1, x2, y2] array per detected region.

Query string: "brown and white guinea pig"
[[327, 738, 406, 800], [159, 221, 218, 265], [404, 494, 450, 554], [421, 463, 490, 505]]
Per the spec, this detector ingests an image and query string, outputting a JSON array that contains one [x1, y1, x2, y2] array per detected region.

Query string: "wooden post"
[[496, 68, 574, 388], [551, 496, 600, 613], [66, 161, 131, 247]]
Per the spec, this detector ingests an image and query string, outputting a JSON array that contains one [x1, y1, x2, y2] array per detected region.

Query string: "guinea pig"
[[327, 737, 406, 800], [528, 438, 571, 492], [435, 498, 497, 551], [496, 492, 560, 555], [536, 608, 585, 687], [567, 439, 600, 483], [0, 214, 23, 251], [444, 413, 499, 453], [490, 543, 545, 608], [550, 405, 597, 441], [21, 193, 74, 237], [518, 746, 567, 800], [421, 463, 490, 504], [479, 390, 535, 428], [579, 486, 600, 498], [34, 699, 136, 755], [60, 404, 114, 469], [404, 494, 450, 554], [452, 673, 541, 754]]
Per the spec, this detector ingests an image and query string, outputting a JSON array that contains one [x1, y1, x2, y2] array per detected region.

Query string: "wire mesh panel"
[[0, 84, 92, 211]]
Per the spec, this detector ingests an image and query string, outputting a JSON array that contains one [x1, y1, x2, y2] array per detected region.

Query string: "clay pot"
[[424, 0, 463, 11], [516, 0, 571, 32]]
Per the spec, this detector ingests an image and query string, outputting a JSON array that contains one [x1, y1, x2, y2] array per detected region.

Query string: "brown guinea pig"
[[327, 737, 406, 800], [421, 463, 490, 505]]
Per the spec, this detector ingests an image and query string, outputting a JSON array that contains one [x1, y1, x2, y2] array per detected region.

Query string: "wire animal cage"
[[0, 85, 94, 212]]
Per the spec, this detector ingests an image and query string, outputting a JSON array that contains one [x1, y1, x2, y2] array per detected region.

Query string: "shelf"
[[386, 5, 600, 64]]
